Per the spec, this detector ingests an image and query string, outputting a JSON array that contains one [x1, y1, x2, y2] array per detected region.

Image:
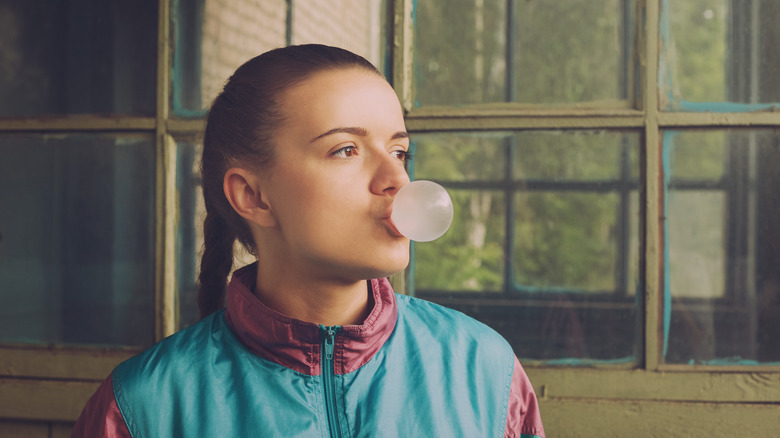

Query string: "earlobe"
[[223, 168, 276, 227]]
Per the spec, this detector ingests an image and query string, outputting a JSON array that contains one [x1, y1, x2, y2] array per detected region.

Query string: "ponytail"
[[197, 210, 235, 317]]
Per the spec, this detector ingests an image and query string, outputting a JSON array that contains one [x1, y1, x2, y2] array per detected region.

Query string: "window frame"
[[0, 0, 174, 421], [397, 6, 780, 433], [398, 0, 780, 365], [1, 0, 779, 429]]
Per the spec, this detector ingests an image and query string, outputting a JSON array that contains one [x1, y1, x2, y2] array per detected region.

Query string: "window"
[[402, 0, 780, 433], [413, 0, 633, 106], [0, 133, 155, 347], [0, 0, 157, 116], [172, 0, 387, 116], [0, 0, 159, 351], [659, 0, 780, 366], [0, 0, 159, 433], [1, 1, 778, 436], [410, 130, 641, 363], [405, 0, 780, 371], [664, 129, 780, 365]]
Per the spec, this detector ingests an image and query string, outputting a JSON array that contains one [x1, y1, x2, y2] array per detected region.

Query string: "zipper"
[[320, 325, 343, 438]]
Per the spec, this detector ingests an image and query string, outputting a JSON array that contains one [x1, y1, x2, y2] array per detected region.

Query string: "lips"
[[380, 208, 404, 238], [386, 217, 405, 238]]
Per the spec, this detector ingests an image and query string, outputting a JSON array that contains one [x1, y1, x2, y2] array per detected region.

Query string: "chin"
[[359, 253, 410, 280], [381, 243, 411, 275], [378, 261, 409, 279], [323, 239, 410, 280]]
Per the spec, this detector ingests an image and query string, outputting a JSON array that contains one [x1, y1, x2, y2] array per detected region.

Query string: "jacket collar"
[[224, 262, 398, 376]]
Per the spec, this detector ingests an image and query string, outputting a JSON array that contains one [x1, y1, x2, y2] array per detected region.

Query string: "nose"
[[369, 150, 410, 196]]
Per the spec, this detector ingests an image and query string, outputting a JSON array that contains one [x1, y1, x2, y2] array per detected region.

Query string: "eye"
[[391, 149, 413, 162], [332, 145, 358, 158]]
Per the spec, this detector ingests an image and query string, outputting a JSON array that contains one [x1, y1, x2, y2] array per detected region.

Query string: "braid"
[[197, 210, 235, 318]]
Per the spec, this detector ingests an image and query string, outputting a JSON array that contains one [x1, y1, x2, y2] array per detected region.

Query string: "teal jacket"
[[72, 263, 544, 437]]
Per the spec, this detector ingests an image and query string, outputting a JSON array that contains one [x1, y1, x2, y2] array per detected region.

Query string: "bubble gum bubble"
[[391, 180, 454, 242]]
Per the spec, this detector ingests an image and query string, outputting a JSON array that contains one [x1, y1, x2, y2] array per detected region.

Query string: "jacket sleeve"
[[70, 372, 132, 438], [504, 356, 545, 438]]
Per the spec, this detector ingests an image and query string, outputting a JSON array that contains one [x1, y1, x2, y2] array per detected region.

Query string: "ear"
[[223, 167, 276, 227]]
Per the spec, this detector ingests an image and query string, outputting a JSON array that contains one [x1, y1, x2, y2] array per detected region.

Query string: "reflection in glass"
[[513, 192, 619, 293], [513, 131, 626, 180], [667, 192, 726, 299], [661, 0, 780, 109], [0, 134, 155, 346], [412, 133, 507, 181], [0, 0, 157, 116], [413, 0, 633, 106], [664, 129, 780, 364], [173, 0, 386, 115], [291, 0, 385, 67], [414, 190, 506, 292], [411, 130, 640, 362]]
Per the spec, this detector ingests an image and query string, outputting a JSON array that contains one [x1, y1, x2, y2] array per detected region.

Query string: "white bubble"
[[391, 180, 454, 242]]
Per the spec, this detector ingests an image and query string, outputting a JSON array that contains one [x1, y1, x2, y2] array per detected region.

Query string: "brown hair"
[[198, 44, 382, 318]]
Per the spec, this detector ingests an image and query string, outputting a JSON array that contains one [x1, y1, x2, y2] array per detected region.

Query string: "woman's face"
[[259, 68, 411, 283]]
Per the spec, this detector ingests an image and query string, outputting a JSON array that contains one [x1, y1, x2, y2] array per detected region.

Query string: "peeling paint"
[[661, 131, 676, 359], [678, 101, 780, 113]]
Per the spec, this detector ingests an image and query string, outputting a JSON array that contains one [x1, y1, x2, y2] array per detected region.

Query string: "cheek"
[[275, 174, 360, 229], [290, 178, 350, 212], [289, 167, 362, 206], [267, 155, 370, 227]]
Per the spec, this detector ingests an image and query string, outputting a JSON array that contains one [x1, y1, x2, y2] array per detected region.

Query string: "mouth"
[[381, 214, 405, 239]]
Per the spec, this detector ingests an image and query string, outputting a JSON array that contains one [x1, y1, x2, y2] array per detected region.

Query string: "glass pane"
[[0, 134, 155, 346], [412, 130, 640, 363], [661, 0, 780, 110], [513, 192, 620, 292], [0, 0, 157, 116], [413, 0, 633, 106], [668, 191, 727, 299], [513, 131, 628, 180], [291, 0, 386, 62], [173, 0, 387, 115], [664, 129, 780, 364], [667, 131, 726, 180], [412, 133, 507, 181], [413, 190, 506, 293], [511, 130, 640, 295]]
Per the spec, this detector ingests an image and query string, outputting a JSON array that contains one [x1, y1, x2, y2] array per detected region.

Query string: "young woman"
[[71, 44, 544, 438]]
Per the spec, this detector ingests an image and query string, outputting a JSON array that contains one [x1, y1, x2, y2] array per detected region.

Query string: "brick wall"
[[200, 0, 384, 108], [201, 0, 287, 108], [292, 0, 382, 66]]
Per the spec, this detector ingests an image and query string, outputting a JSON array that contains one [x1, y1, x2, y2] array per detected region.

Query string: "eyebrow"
[[310, 127, 410, 143], [391, 131, 410, 141]]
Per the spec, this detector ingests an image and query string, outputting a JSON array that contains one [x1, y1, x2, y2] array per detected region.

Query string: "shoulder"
[[389, 294, 520, 434], [71, 373, 132, 438], [395, 293, 505, 336], [114, 311, 228, 388], [111, 312, 233, 434], [394, 293, 513, 356]]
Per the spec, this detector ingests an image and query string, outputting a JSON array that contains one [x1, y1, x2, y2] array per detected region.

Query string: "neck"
[[253, 263, 372, 327]]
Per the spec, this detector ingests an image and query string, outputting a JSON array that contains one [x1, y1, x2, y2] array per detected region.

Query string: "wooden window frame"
[[392, 0, 780, 414], [1, 0, 778, 432]]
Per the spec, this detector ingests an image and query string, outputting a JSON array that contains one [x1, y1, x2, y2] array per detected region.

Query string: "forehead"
[[278, 68, 404, 129]]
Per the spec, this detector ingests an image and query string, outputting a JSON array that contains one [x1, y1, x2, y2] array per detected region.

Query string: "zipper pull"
[[320, 325, 341, 361]]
